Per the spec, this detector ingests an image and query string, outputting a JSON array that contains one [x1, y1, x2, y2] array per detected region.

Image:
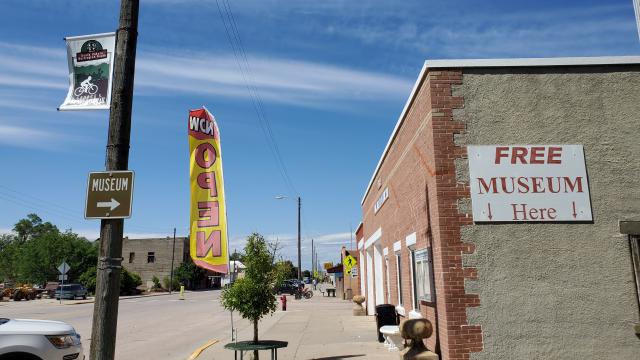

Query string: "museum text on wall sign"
[[374, 187, 389, 213], [467, 145, 593, 222]]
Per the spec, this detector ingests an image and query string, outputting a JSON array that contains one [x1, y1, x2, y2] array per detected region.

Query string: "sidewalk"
[[201, 292, 395, 360]]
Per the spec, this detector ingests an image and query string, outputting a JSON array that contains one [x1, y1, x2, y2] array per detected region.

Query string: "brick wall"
[[424, 70, 482, 360], [360, 69, 483, 359], [122, 237, 188, 287]]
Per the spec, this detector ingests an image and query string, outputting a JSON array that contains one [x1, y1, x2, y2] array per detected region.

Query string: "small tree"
[[221, 233, 279, 359]]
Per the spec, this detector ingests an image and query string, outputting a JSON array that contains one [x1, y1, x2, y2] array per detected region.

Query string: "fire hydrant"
[[280, 294, 287, 311]]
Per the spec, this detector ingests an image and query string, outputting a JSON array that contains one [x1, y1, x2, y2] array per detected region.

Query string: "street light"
[[275, 195, 302, 280]]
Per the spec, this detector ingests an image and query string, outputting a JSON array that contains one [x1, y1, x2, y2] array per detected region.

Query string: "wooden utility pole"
[[170, 227, 176, 294], [89, 1, 139, 359], [297, 196, 301, 280]]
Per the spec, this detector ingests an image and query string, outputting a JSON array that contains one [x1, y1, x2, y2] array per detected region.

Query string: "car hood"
[[0, 319, 76, 335]]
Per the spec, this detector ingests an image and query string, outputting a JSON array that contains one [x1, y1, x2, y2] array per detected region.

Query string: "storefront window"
[[414, 248, 434, 303]]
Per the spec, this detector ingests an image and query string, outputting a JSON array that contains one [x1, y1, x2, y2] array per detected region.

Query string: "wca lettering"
[[189, 116, 214, 136]]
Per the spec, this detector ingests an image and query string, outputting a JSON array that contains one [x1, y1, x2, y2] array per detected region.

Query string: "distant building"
[[122, 236, 225, 289], [122, 237, 188, 289]]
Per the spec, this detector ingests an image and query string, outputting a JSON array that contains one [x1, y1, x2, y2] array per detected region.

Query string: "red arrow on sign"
[[571, 201, 577, 219], [487, 203, 493, 221]]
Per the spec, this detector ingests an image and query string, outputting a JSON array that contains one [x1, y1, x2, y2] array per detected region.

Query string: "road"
[[0, 290, 235, 359]]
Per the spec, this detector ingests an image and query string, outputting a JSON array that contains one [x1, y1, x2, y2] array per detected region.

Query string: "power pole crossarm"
[[90, 1, 139, 360]]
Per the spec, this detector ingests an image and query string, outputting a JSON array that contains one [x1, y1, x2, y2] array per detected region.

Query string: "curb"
[[64, 292, 172, 305], [188, 338, 218, 360]]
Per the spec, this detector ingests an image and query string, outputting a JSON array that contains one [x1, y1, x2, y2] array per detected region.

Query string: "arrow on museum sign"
[[571, 201, 577, 219], [97, 198, 121, 211], [487, 203, 493, 220]]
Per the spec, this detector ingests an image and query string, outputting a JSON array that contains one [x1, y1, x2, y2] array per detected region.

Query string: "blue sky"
[[1, 0, 639, 270]]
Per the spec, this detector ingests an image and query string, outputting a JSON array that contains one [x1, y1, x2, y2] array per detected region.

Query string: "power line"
[[214, 0, 298, 197]]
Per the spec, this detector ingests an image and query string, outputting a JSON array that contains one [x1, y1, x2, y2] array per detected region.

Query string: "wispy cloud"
[[136, 50, 412, 107], [0, 124, 66, 149], [322, 4, 640, 58], [0, 41, 412, 109]]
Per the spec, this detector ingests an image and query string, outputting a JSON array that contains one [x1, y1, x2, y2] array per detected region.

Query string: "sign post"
[[57, 261, 70, 304]]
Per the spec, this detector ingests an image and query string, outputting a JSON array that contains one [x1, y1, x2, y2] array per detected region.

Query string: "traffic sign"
[[58, 261, 70, 275], [85, 171, 134, 219], [58, 274, 68, 281]]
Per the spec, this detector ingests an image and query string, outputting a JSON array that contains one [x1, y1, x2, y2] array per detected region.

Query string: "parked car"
[[276, 280, 298, 295], [43, 282, 59, 299], [55, 284, 87, 300], [0, 318, 83, 360]]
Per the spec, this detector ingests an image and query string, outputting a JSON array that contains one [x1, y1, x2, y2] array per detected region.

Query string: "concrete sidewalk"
[[201, 293, 395, 360]]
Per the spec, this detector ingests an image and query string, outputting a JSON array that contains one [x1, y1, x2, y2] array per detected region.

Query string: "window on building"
[[414, 248, 435, 303], [147, 252, 155, 263], [410, 249, 418, 309], [128, 252, 135, 263], [395, 253, 403, 305]]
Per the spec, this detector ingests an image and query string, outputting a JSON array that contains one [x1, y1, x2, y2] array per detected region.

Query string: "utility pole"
[[311, 238, 314, 277], [170, 227, 176, 294], [297, 196, 302, 280], [350, 223, 353, 249], [89, 1, 139, 360]]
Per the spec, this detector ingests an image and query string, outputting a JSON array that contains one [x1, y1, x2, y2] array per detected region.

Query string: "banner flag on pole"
[[59, 32, 116, 111], [188, 107, 229, 273]]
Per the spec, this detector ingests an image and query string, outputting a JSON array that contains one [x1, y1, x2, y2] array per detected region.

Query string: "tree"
[[275, 260, 297, 281], [229, 250, 245, 262], [174, 257, 206, 289], [0, 214, 98, 284], [221, 233, 280, 360], [302, 270, 311, 278]]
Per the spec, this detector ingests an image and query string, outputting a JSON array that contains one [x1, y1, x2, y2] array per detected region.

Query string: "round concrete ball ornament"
[[400, 318, 433, 340]]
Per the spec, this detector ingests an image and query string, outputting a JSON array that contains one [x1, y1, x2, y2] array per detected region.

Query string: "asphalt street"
[[0, 290, 234, 359]]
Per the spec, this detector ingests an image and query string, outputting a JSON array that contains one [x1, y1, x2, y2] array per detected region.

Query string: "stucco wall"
[[455, 66, 640, 359]]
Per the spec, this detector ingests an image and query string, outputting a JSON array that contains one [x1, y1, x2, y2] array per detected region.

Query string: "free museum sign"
[[467, 145, 593, 222]]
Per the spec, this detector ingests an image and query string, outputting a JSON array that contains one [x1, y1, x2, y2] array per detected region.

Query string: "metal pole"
[[311, 238, 314, 277], [170, 228, 176, 294], [90, 1, 138, 359], [297, 196, 301, 280]]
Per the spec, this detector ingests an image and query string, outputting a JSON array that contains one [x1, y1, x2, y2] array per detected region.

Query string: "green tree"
[[174, 257, 206, 289], [230, 250, 245, 262], [0, 215, 98, 284], [0, 234, 18, 282], [13, 213, 58, 242], [275, 260, 297, 281], [79, 267, 97, 293], [221, 233, 280, 359], [120, 268, 142, 295]]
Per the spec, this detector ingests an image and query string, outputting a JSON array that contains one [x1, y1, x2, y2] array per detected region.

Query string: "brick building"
[[358, 56, 640, 359], [122, 236, 189, 289]]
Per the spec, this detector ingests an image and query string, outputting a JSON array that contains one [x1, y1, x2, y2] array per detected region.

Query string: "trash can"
[[375, 304, 398, 342]]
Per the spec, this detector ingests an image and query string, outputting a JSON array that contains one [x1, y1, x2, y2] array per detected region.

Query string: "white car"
[[0, 318, 83, 360]]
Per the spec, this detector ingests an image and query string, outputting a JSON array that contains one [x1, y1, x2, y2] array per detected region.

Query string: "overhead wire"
[[0, 184, 171, 236], [214, 0, 298, 197]]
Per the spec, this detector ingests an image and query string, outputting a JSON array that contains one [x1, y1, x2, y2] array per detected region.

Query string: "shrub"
[[120, 268, 142, 295], [163, 276, 180, 291]]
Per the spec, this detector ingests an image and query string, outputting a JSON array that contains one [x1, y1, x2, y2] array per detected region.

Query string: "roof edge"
[[426, 56, 640, 69], [360, 55, 640, 206]]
